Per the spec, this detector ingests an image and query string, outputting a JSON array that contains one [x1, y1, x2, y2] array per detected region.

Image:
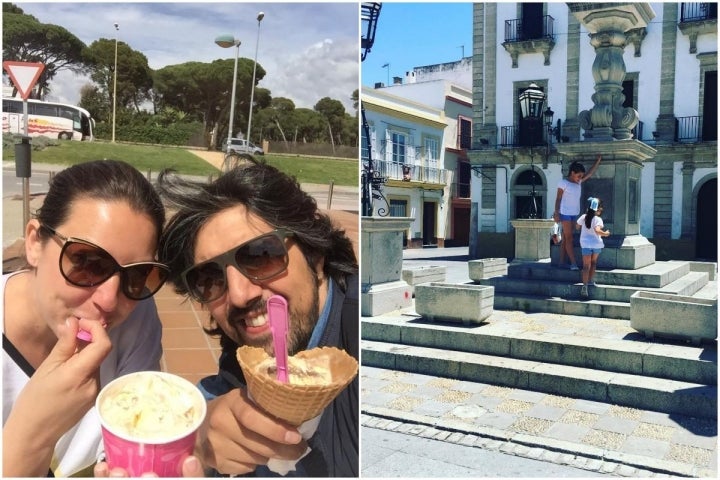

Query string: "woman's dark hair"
[[35, 159, 165, 242], [156, 158, 357, 298], [568, 161, 586, 175], [584, 198, 602, 229]]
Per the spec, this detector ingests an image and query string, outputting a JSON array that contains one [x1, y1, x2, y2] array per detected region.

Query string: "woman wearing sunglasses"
[[2, 160, 201, 477], [157, 157, 359, 477]]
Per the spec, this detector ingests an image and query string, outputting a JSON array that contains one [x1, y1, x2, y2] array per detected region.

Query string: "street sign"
[[2, 61, 44, 100]]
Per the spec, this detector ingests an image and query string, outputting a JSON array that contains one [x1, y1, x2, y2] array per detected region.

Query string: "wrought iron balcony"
[[504, 15, 555, 42], [678, 3, 717, 53], [375, 159, 447, 185], [681, 2, 718, 22], [676, 116, 700, 142]]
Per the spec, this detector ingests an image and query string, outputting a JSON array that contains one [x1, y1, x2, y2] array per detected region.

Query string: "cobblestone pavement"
[[361, 365, 718, 478]]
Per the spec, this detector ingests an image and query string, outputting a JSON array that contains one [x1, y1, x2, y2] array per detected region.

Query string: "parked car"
[[223, 138, 264, 155]]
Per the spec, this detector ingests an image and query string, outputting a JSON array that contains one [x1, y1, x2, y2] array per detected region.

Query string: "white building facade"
[[468, 2, 717, 261], [361, 80, 473, 247]]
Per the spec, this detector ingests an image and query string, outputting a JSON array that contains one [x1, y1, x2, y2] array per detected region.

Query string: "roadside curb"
[[361, 406, 708, 477]]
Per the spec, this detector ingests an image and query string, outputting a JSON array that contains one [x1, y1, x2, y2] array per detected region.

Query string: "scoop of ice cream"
[[257, 355, 333, 386], [98, 372, 201, 441]]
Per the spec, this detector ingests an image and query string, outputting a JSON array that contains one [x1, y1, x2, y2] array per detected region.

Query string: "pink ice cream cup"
[[96, 371, 207, 477]]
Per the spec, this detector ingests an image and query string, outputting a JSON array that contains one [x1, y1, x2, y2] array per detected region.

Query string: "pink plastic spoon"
[[267, 295, 289, 383], [77, 329, 92, 342]]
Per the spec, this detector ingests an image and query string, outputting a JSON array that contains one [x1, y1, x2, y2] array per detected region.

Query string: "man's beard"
[[222, 272, 321, 355]]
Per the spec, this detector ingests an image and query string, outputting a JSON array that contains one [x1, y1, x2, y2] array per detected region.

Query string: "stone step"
[[361, 316, 716, 385], [361, 340, 717, 419], [693, 280, 719, 300], [493, 291, 631, 319], [504, 261, 691, 288], [481, 271, 709, 304]]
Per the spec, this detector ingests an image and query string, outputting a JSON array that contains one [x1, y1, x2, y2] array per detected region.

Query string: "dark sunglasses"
[[41, 225, 170, 301], [181, 229, 293, 303]]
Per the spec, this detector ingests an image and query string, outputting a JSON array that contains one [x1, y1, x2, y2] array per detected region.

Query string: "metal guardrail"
[[680, 2, 718, 22], [504, 15, 555, 42]]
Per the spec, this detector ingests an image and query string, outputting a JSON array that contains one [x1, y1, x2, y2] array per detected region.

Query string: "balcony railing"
[[376, 159, 447, 184], [676, 116, 703, 142], [504, 15, 555, 42], [681, 2, 718, 22], [500, 125, 519, 147]]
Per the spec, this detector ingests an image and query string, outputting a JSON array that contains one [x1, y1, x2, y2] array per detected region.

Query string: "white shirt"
[[557, 178, 582, 216], [577, 214, 606, 249], [2, 272, 163, 476]]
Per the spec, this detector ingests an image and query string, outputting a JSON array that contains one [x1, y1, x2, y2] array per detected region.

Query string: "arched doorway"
[[511, 167, 546, 219], [695, 178, 717, 260]]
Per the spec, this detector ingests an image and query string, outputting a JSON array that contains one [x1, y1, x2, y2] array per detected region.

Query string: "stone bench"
[[630, 291, 718, 345], [468, 258, 508, 281], [415, 282, 494, 325], [402, 265, 446, 296]]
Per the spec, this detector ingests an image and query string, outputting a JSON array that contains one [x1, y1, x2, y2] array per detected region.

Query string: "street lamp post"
[[215, 34, 241, 148], [517, 83, 546, 219], [111, 22, 119, 143], [246, 12, 264, 147], [361, 2, 384, 217]]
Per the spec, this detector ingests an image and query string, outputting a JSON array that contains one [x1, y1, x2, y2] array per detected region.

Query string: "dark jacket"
[[203, 273, 359, 477]]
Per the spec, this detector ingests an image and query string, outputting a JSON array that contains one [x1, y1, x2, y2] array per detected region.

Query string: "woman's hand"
[[196, 388, 308, 475], [93, 456, 205, 477], [3, 318, 112, 477]]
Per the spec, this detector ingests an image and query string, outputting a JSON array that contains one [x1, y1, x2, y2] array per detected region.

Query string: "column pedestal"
[[361, 217, 413, 316], [511, 218, 555, 261]]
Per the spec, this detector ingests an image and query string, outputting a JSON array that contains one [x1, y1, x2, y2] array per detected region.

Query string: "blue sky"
[[361, 2, 473, 87]]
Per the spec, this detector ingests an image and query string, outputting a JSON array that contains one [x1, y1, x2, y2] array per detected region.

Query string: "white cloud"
[[11, 2, 359, 111]]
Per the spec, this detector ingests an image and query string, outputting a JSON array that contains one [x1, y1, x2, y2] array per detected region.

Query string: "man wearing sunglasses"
[[157, 157, 359, 477]]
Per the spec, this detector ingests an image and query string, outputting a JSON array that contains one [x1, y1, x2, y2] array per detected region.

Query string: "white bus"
[[2, 97, 95, 141]]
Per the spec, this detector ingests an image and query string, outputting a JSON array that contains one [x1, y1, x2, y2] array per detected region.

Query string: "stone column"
[[570, 4, 655, 141], [361, 217, 413, 316]]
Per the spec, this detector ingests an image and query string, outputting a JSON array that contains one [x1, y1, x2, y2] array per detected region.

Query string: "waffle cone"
[[236, 346, 358, 426]]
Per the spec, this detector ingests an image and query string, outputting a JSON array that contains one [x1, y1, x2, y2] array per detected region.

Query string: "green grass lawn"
[[3, 140, 359, 186]]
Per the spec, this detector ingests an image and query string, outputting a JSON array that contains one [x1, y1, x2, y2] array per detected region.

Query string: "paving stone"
[[665, 443, 715, 467], [600, 461, 619, 474], [508, 388, 547, 403], [616, 464, 638, 476], [594, 415, 640, 435], [544, 421, 591, 443], [571, 398, 613, 415], [621, 436, 672, 459], [525, 403, 568, 421], [474, 411, 518, 430], [417, 427, 441, 438]]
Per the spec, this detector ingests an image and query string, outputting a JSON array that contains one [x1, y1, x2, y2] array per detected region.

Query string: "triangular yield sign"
[[3, 61, 45, 100]]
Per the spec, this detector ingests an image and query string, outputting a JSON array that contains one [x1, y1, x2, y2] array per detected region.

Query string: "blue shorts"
[[582, 247, 603, 256], [559, 214, 575, 222]]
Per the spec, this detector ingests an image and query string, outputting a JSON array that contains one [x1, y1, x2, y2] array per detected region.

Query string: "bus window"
[[3, 99, 22, 113], [35, 104, 58, 117]]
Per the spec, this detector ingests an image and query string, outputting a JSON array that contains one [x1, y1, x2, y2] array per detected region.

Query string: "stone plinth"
[[402, 265, 446, 296], [468, 258, 508, 281], [510, 219, 555, 261], [630, 291, 717, 345], [415, 283, 494, 325], [361, 217, 413, 316], [556, 140, 657, 269]]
